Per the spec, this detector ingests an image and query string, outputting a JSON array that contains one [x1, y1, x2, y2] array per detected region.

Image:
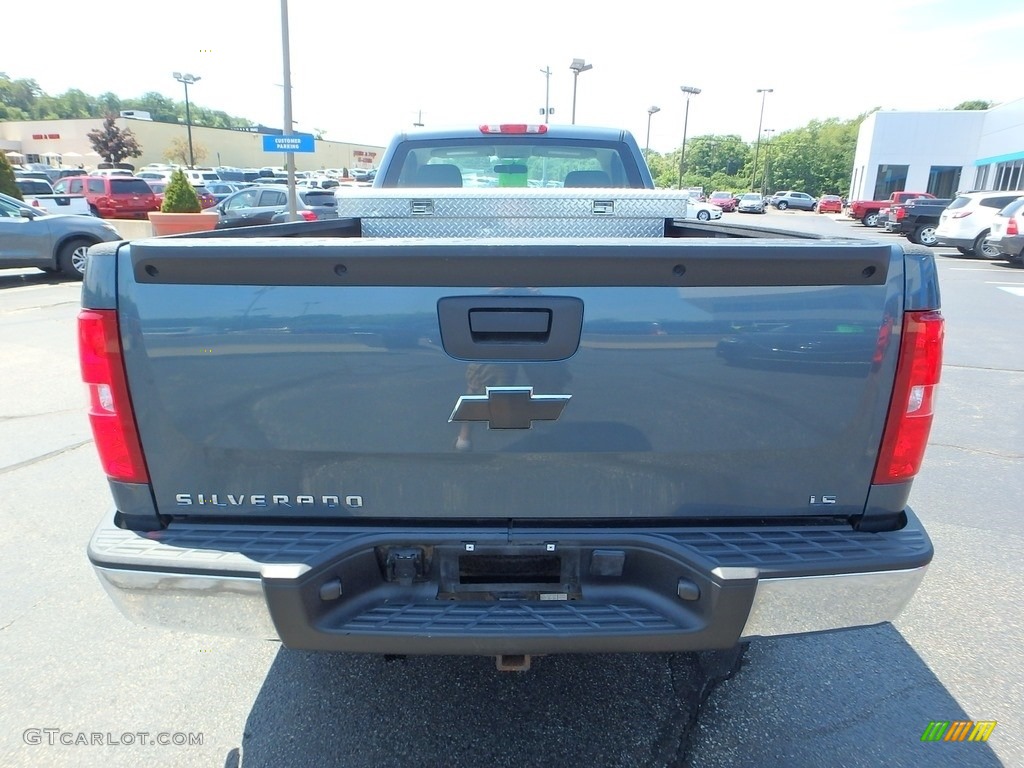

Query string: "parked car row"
[[861, 189, 1024, 264]]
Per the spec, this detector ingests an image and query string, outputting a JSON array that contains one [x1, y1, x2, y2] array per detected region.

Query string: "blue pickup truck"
[[82, 125, 942, 667]]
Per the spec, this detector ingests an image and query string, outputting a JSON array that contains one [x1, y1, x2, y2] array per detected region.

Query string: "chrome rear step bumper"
[[89, 510, 932, 653]]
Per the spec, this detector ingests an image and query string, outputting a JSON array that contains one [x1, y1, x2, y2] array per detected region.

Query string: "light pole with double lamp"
[[569, 58, 593, 124], [676, 86, 701, 190], [645, 106, 660, 157], [172, 72, 200, 169], [751, 88, 773, 191]]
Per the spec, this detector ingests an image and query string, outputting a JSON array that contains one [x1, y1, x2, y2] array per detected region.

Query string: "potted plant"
[[148, 169, 218, 235]]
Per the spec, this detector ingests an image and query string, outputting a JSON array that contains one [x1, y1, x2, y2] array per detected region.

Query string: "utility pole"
[[280, 0, 297, 221], [539, 66, 552, 123], [751, 88, 773, 192], [677, 86, 701, 190], [761, 128, 775, 196]]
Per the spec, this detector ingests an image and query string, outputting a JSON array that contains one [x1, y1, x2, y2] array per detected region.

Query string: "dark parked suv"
[[53, 176, 159, 219]]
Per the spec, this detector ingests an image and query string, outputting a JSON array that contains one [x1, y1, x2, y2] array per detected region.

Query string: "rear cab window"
[[382, 136, 646, 189]]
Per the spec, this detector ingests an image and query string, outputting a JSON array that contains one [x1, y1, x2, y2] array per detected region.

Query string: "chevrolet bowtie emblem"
[[449, 387, 571, 430]]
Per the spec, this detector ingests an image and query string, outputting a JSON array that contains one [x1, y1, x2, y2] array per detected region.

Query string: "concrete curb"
[[109, 219, 153, 241]]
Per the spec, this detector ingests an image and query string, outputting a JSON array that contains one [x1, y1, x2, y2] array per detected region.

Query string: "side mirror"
[[20, 208, 37, 220]]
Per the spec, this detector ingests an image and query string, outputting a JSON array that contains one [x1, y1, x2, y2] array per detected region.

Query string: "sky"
[[4, 0, 1024, 152]]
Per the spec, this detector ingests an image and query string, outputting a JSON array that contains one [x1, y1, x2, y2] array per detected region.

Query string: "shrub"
[[160, 169, 201, 213], [0, 153, 23, 200]]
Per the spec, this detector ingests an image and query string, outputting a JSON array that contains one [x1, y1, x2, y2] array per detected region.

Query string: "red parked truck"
[[848, 191, 936, 227]]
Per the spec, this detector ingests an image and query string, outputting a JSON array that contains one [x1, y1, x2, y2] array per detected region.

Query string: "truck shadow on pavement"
[[238, 647, 741, 768], [237, 626, 1001, 768]]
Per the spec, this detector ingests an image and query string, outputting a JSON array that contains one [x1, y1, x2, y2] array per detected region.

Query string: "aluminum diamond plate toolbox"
[[334, 187, 693, 238]]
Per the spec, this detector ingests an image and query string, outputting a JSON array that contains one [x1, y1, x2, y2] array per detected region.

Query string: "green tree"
[[87, 115, 143, 164], [953, 100, 993, 110], [160, 169, 201, 213], [0, 76, 256, 129], [121, 92, 179, 123], [97, 92, 122, 115], [0, 152, 22, 200], [0, 73, 34, 119]]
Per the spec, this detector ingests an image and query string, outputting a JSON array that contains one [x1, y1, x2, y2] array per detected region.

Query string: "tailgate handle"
[[469, 309, 551, 341], [438, 296, 583, 361]]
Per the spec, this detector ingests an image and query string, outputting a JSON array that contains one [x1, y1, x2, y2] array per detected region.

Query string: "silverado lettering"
[[174, 493, 364, 508]]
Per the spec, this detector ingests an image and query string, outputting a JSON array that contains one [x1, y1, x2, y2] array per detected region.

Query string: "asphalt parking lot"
[[0, 213, 1021, 767]]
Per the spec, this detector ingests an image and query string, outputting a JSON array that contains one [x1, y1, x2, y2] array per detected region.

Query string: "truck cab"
[[373, 124, 654, 190]]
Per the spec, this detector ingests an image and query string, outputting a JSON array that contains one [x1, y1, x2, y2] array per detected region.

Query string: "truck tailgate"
[[116, 236, 902, 522]]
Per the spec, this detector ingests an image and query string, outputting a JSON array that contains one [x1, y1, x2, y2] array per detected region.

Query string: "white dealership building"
[[849, 97, 1024, 200]]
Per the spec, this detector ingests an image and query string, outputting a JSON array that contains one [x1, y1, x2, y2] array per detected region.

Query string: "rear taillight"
[[479, 124, 548, 134], [873, 311, 943, 484], [1007, 218, 1019, 236], [78, 309, 149, 483], [895, 207, 906, 220], [300, 210, 317, 221], [951, 210, 973, 219], [32, 200, 41, 207]]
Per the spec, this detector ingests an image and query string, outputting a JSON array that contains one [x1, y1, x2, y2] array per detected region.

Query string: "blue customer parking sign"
[[262, 134, 315, 153]]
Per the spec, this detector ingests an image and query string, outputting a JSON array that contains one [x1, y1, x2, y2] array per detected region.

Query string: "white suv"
[[935, 190, 1024, 258]]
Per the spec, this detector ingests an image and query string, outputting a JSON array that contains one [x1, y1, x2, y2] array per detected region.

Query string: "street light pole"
[[280, 0, 297, 222], [677, 86, 701, 190], [751, 88, 773, 191], [172, 72, 200, 169], [761, 128, 775, 196], [540, 66, 553, 123], [569, 58, 593, 125], [645, 105, 660, 157]]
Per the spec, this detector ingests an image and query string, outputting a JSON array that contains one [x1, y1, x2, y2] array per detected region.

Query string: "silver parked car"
[[769, 190, 817, 211], [985, 197, 1024, 265], [0, 192, 122, 279], [737, 192, 766, 214]]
